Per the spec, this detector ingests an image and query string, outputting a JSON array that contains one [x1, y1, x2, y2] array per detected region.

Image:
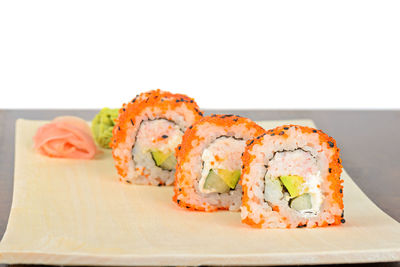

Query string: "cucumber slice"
[[217, 169, 241, 189], [203, 169, 230, 193], [150, 150, 177, 171], [290, 193, 312, 211], [279, 175, 305, 197]]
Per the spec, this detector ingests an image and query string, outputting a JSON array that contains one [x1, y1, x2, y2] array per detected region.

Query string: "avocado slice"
[[290, 193, 312, 211], [203, 169, 230, 193], [150, 150, 177, 171], [159, 154, 177, 170], [279, 175, 305, 197], [217, 169, 241, 189]]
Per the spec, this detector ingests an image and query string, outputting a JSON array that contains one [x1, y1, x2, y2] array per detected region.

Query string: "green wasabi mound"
[[91, 108, 119, 149]]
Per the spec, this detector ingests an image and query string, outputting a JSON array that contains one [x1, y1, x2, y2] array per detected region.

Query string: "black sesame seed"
[[186, 206, 190, 209], [328, 168, 332, 173], [271, 133, 275, 136], [162, 135, 168, 139], [312, 129, 317, 133], [126, 180, 131, 184], [180, 98, 184, 101], [233, 118, 238, 122], [190, 100, 194, 103], [211, 114, 217, 117], [178, 145, 181, 150], [177, 199, 180, 204], [130, 119, 134, 126], [264, 165, 268, 169], [284, 127, 289, 130], [189, 125, 193, 129], [341, 210, 344, 217], [279, 131, 285, 135], [341, 219, 346, 223], [118, 126, 120, 131], [176, 99, 180, 103], [122, 108, 126, 112], [131, 99, 136, 103], [248, 140, 254, 145], [328, 141, 334, 148], [338, 159, 341, 164], [158, 183, 162, 187], [178, 188, 182, 192], [340, 189, 343, 193]]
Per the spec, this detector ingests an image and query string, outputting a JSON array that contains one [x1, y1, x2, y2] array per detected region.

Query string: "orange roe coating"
[[173, 114, 265, 211], [241, 124, 344, 228], [111, 89, 203, 184], [111, 90, 202, 149]]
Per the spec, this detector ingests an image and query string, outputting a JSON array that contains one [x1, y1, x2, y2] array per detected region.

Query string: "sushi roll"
[[173, 114, 265, 211], [111, 90, 203, 185], [241, 125, 344, 228]]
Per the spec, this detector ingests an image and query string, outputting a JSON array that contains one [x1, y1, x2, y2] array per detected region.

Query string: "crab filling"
[[264, 149, 323, 216], [132, 119, 183, 171], [198, 136, 246, 194]]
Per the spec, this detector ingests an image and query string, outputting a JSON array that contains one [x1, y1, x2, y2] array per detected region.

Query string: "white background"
[[0, 0, 399, 109]]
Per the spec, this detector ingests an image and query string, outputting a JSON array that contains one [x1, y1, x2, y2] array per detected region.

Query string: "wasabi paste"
[[91, 108, 119, 148]]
